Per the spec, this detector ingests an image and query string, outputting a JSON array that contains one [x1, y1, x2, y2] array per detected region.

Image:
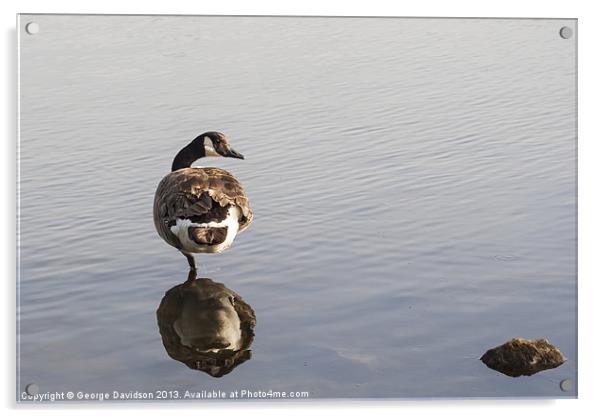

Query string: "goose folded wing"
[[166, 192, 230, 226]]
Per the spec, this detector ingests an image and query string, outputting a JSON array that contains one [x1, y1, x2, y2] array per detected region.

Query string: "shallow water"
[[18, 15, 576, 399]]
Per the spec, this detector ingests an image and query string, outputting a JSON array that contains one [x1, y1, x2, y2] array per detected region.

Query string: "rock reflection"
[[157, 271, 256, 377]]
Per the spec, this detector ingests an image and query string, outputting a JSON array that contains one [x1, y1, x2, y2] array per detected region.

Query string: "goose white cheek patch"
[[204, 136, 220, 157]]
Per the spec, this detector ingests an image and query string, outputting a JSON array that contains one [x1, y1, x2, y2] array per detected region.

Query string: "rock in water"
[[480, 338, 566, 377]]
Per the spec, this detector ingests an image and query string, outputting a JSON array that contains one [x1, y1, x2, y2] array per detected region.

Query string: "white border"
[[3, 1, 601, 417]]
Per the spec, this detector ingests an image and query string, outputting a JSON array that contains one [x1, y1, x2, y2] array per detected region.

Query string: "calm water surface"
[[18, 15, 576, 399]]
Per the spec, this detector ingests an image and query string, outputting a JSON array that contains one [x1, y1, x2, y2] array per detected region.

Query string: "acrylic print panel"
[[17, 15, 577, 401]]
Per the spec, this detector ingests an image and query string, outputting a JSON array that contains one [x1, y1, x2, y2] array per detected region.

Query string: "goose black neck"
[[171, 139, 205, 172]]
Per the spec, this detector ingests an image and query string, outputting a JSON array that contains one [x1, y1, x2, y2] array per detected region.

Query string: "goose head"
[[171, 131, 244, 171], [197, 131, 244, 160]]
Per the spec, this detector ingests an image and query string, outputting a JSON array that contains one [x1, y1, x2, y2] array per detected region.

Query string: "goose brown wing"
[[153, 167, 253, 248]]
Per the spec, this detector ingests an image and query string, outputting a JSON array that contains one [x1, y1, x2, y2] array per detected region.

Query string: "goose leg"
[[185, 267, 197, 285], [182, 252, 197, 273]]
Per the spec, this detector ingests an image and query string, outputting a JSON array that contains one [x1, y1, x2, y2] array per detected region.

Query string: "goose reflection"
[[156, 270, 256, 377]]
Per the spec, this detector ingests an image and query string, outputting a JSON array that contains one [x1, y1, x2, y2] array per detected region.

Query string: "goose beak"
[[225, 148, 244, 159]]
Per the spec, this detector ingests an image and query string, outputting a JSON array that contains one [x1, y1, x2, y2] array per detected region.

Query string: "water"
[[17, 15, 577, 399]]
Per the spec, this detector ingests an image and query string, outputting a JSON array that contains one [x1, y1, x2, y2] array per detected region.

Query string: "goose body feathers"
[[153, 166, 253, 255]]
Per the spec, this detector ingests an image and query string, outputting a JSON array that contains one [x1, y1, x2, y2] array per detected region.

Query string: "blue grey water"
[[17, 15, 577, 400]]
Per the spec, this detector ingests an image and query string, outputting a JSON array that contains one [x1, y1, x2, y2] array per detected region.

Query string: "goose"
[[153, 132, 253, 272]]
